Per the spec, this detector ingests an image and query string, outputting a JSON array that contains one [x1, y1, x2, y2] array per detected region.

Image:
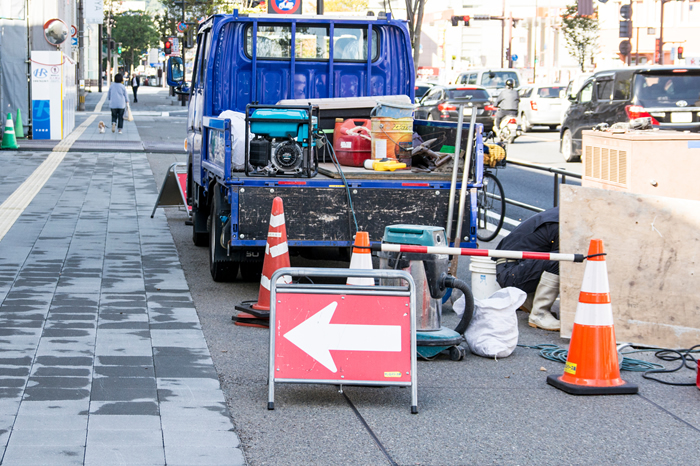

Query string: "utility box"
[[581, 130, 700, 201]]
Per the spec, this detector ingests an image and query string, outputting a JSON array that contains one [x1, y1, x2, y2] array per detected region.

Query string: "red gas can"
[[334, 119, 372, 167]]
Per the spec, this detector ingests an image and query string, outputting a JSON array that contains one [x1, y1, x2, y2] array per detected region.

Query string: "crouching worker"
[[494, 207, 560, 331]]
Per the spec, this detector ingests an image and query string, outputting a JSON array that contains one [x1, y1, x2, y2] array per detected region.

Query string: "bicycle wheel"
[[476, 172, 506, 242]]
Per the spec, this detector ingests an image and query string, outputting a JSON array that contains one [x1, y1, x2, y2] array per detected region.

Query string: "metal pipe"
[[553, 173, 559, 207], [444, 104, 465, 246]]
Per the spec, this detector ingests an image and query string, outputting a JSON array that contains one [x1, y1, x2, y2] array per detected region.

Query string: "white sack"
[[457, 287, 526, 359], [218, 110, 251, 171]]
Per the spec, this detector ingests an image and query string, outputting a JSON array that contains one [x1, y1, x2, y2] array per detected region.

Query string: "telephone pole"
[[78, 0, 86, 110]]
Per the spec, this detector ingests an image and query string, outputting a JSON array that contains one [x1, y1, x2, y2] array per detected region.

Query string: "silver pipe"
[[452, 106, 478, 251], [445, 105, 465, 246]]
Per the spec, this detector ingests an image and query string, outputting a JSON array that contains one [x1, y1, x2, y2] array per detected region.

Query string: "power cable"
[[316, 130, 359, 234], [517, 344, 665, 372]]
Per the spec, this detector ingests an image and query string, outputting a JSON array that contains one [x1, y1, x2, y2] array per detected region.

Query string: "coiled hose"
[[443, 275, 474, 335]]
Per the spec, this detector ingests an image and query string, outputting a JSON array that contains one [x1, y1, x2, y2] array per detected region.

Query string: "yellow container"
[[371, 117, 413, 160]]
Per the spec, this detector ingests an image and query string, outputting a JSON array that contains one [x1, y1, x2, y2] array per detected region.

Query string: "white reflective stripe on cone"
[[278, 275, 292, 284], [579, 261, 610, 294], [269, 242, 288, 258], [260, 274, 271, 291], [347, 277, 375, 286], [265, 243, 270, 255], [573, 302, 615, 326], [269, 213, 285, 228]]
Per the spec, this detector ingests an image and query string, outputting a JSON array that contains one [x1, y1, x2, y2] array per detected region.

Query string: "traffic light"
[[619, 21, 631, 38], [109, 39, 116, 50], [117, 43, 122, 54], [620, 4, 632, 20], [450, 15, 470, 26], [678, 46, 684, 59], [164, 40, 172, 55]]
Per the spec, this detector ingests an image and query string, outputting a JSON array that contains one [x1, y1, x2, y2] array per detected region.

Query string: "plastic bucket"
[[371, 117, 413, 161], [469, 256, 501, 300]]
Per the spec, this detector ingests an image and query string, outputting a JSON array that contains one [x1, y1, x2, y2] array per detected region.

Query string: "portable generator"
[[245, 104, 319, 178]]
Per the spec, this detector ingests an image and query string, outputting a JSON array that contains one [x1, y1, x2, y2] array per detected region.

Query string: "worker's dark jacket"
[[495, 88, 520, 111], [494, 207, 559, 293]]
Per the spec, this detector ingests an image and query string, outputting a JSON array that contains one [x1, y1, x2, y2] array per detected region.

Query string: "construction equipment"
[[378, 224, 474, 360]]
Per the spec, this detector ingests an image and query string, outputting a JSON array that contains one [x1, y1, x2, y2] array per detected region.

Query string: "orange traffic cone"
[[547, 239, 638, 395], [234, 197, 291, 322], [347, 231, 374, 286]]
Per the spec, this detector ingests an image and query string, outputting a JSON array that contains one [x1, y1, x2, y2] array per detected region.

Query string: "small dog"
[[98, 121, 106, 134]]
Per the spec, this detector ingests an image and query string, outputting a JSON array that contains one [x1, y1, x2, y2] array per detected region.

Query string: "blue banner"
[[32, 100, 51, 140]]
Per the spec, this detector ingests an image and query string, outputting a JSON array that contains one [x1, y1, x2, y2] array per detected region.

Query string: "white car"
[[455, 69, 523, 100], [517, 84, 567, 131], [560, 73, 592, 123]]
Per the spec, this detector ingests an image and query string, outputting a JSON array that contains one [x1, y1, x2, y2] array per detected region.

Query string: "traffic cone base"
[[347, 231, 374, 286], [548, 239, 638, 396], [232, 311, 269, 328]]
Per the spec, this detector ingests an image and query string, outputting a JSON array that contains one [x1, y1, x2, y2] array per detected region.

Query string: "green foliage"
[[560, 3, 599, 71], [111, 11, 160, 72]]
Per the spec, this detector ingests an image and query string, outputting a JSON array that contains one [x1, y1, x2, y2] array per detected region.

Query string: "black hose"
[[443, 276, 474, 335]]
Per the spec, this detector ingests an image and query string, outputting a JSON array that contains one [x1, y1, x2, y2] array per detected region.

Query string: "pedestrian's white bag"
[[218, 111, 251, 171], [125, 103, 134, 122], [454, 287, 526, 358]]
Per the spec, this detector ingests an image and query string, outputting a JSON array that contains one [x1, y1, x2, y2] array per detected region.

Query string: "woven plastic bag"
[[455, 287, 525, 358]]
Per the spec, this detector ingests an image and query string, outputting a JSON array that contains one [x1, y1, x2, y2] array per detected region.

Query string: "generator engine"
[[246, 106, 318, 178]]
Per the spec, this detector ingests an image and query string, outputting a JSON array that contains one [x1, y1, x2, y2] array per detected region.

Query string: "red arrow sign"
[[274, 293, 412, 382]]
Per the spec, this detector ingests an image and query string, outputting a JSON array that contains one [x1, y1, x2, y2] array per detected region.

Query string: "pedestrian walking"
[[108, 73, 128, 134], [131, 74, 140, 103]]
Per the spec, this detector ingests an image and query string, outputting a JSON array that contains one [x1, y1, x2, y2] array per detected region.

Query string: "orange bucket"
[[371, 117, 413, 161]]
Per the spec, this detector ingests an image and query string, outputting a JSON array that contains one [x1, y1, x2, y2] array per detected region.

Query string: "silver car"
[[518, 84, 567, 131]]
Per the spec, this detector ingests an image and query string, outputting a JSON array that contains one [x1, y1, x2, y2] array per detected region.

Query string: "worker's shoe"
[[528, 271, 560, 331], [519, 292, 535, 313]]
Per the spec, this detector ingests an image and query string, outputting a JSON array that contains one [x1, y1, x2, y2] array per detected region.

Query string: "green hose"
[[517, 344, 665, 372]]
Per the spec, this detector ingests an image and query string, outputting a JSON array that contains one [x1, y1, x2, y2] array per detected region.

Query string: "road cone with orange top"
[[347, 231, 374, 286], [547, 239, 638, 395], [233, 197, 291, 327]]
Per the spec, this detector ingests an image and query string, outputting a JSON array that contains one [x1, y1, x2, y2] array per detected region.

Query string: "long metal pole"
[[98, 24, 102, 92], [659, 0, 666, 65], [78, 0, 86, 110], [445, 107, 465, 246], [448, 106, 477, 276]]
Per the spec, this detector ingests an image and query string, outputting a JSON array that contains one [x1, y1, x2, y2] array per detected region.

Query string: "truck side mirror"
[[167, 56, 185, 87]]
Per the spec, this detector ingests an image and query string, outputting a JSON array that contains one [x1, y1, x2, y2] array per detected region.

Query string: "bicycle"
[[475, 136, 507, 242]]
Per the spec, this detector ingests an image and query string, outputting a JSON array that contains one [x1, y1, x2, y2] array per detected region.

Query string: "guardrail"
[[503, 159, 582, 213]]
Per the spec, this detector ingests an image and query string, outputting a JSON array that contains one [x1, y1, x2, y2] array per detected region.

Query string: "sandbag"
[[455, 287, 525, 359], [218, 110, 251, 171]]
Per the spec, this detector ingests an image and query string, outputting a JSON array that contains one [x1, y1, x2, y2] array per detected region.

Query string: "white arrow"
[[283, 301, 402, 373]]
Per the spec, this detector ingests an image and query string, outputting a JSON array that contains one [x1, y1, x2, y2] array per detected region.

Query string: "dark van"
[[560, 66, 700, 162]]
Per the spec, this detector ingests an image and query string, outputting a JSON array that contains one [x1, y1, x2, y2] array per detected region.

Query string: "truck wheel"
[[240, 261, 263, 282], [209, 189, 239, 282], [192, 208, 209, 247]]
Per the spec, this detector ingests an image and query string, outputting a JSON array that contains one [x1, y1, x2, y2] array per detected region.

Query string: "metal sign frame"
[[150, 162, 190, 218], [268, 267, 418, 413]]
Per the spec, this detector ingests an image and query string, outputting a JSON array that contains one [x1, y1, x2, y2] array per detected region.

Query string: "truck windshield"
[[480, 71, 519, 89], [633, 71, 700, 107]]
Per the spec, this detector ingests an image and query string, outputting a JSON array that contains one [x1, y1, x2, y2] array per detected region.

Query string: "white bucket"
[[469, 256, 501, 300]]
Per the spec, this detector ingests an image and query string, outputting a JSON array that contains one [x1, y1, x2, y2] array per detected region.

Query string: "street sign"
[[177, 21, 188, 33], [619, 40, 632, 55], [268, 0, 302, 15], [511, 54, 518, 62], [71, 37, 78, 47], [687, 57, 700, 66], [70, 25, 77, 37], [268, 268, 418, 413]]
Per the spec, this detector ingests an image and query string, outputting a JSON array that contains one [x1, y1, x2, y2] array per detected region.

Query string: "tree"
[[404, 0, 426, 77], [324, 0, 368, 13], [560, 3, 599, 71], [111, 11, 160, 73]]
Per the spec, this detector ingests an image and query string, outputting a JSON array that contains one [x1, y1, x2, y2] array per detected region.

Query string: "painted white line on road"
[[94, 92, 108, 113], [519, 134, 559, 143], [0, 114, 97, 242]]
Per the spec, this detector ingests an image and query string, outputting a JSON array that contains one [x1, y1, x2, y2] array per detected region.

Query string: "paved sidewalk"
[[0, 150, 243, 465]]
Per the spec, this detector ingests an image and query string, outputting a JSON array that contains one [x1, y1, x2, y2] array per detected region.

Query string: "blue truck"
[[168, 12, 483, 282]]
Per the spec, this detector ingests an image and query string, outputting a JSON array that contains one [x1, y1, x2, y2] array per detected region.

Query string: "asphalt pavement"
[[1, 87, 699, 465]]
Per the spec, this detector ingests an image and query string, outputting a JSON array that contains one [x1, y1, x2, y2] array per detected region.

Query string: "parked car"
[[560, 66, 700, 162], [518, 84, 567, 131], [414, 85, 495, 132], [415, 81, 436, 100], [455, 69, 523, 100]]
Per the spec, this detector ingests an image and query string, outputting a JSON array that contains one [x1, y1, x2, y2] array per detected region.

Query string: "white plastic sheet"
[[218, 111, 251, 171]]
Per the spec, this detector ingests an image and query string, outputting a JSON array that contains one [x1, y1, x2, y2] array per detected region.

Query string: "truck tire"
[[240, 261, 263, 282], [192, 208, 209, 247], [209, 187, 239, 282]]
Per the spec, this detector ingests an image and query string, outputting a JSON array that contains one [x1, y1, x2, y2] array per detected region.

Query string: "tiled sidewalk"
[[0, 152, 243, 465]]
